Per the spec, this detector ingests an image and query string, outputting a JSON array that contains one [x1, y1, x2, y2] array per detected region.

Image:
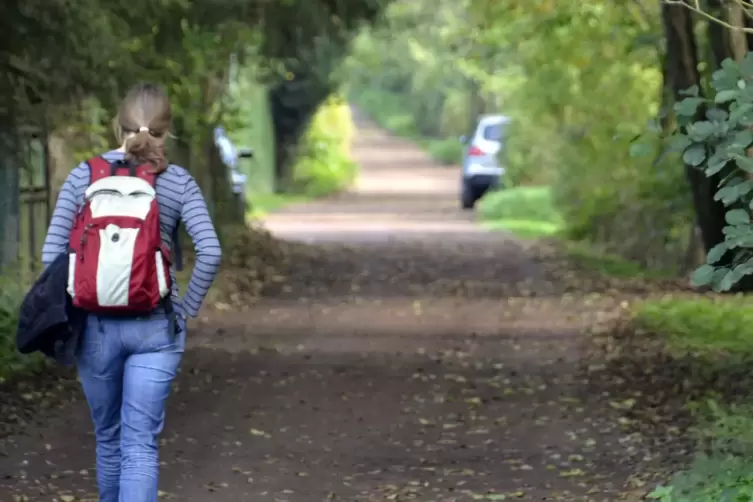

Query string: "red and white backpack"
[[67, 157, 172, 314]]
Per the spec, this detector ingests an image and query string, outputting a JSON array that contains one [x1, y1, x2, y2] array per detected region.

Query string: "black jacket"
[[16, 253, 87, 364]]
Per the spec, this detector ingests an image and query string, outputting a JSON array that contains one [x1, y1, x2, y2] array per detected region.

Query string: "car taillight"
[[468, 145, 485, 157]]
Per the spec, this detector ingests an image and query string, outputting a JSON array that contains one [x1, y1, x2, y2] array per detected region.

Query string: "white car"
[[459, 114, 509, 209]]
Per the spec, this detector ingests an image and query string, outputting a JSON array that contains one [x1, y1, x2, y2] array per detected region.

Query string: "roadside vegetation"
[[345, 1, 753, 498]]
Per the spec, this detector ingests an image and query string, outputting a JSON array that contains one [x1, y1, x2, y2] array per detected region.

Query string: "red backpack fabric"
[[67, 157, 172, 314]]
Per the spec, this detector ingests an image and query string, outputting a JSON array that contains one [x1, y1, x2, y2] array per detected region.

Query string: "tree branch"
[[664, 0, 753, 33]]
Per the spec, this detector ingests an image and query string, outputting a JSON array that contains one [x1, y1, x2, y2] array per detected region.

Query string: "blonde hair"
[[114, 83, 172, 174]]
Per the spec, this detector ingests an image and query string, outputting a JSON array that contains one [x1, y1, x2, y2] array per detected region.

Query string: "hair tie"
[[138, 126, 149, 133]]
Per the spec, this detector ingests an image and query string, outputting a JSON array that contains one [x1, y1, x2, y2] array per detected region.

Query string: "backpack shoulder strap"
[[86, 157, 111, 185], [133, 163, 157, 187]]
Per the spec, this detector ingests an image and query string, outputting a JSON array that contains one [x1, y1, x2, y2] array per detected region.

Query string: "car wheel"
[[461, 183, 476, 210]]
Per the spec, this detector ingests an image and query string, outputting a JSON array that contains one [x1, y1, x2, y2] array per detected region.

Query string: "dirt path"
[[0, 114, 666, 501]]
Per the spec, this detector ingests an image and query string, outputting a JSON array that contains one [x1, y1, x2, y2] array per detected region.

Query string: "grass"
[[246, 192, 310, 219], [476, 185, 674, 280], [424, 138, 463, 166], [477, 185, 565, 239], [648, 400, 753, 502], [634, 295, 753, 357], [564, 242, 672, 280], [0, 271, 45, 382], [632, 295, 753, 501], [482, 219, 561, 239]]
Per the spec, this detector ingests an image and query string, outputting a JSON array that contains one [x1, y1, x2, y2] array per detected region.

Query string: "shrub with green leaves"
[[669, 54, 753, 291], [649, 401, 753, 502], [426, 138, 463, 165], [0, 273, 41, 381], [290, 96, 358, 196], [476, 186, 564, 239]]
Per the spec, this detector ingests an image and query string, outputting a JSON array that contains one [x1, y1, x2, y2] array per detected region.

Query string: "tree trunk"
[[706, 0, 732, 69], [662, 3, 727, 255], [268, 72, 331, 193], [207, 136, 242, 229], [657, 53, 673, 133], [727, 1, 748, 61], [745, 12, 753, 51], [682, 222, 705, 274], [664, 1, 753, 291]]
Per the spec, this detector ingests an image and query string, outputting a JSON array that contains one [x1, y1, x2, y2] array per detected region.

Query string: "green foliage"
[[478, 186, 560, 223], [290, 97, 358, 196], [426, 138, 463, 165], [246, 193, 311, 219], [345, 0, 693, 271], [564, 243, 664, 279], [0, 273, 43, 381], [353, 88, 465, 165], [354, 88, 419, 137], [636, 297, 753, 501], [666, 55, 753, 292], [648, 401, 753, 502], [226, 65, 276, 195], [634, 296, 753, 358], [345, 0, 481, 159], [496, 2, 691, 271], [477, 186, 563, 239]]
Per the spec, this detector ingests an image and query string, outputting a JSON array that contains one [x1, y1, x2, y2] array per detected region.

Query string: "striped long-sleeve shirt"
[[41, 150, 222, 318]]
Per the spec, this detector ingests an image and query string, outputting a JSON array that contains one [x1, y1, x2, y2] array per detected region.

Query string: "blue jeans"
[[77, 315, 185, 502]]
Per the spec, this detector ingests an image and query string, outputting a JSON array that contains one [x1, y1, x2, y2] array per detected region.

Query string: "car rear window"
[[482, 123, 507, 141]]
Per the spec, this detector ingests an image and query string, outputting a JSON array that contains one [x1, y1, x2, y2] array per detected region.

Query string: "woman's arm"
[[41, 165, 87, 267], [179, 175, 222, 317]]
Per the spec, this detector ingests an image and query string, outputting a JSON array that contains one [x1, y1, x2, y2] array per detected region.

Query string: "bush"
[[0, 273, 42, 381], [426, 138, 462, 165], [290, 96, 359, 197], [476, 185, 564, 238], [649, 401, 753, 502], [355, 88, 419, 137], [478, 185, 561, 222], [634, 297, 753, 501]]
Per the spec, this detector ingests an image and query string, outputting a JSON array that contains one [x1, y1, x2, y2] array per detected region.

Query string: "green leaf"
[[729, 102, 753, 124], [686, 121, 716, 142], [716, 180, 753, 205], [725, 208, 750, 225], [732, 129, 753, 149], [722, 57, 741, 75], [691, 264, 716, 286], [706, 107, 728, 122], [706, 242, 728, 264], [683, 143, 706, 167], [679, 85, 700, 97], [718, 267, 741, 291], [715, 89, 740, 103], [741, 52, 753, 76], [717, 262, 753, 291], [712, 62, 741, 92], [706, 151, 729, 175], [629, 142, 652, 158], [735, 155, 753, 173], [667, 133, 692, 153], [675, 97, 704, 118]]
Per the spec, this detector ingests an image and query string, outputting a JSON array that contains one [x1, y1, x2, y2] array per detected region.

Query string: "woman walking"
[[41, 83, 222, 502]]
